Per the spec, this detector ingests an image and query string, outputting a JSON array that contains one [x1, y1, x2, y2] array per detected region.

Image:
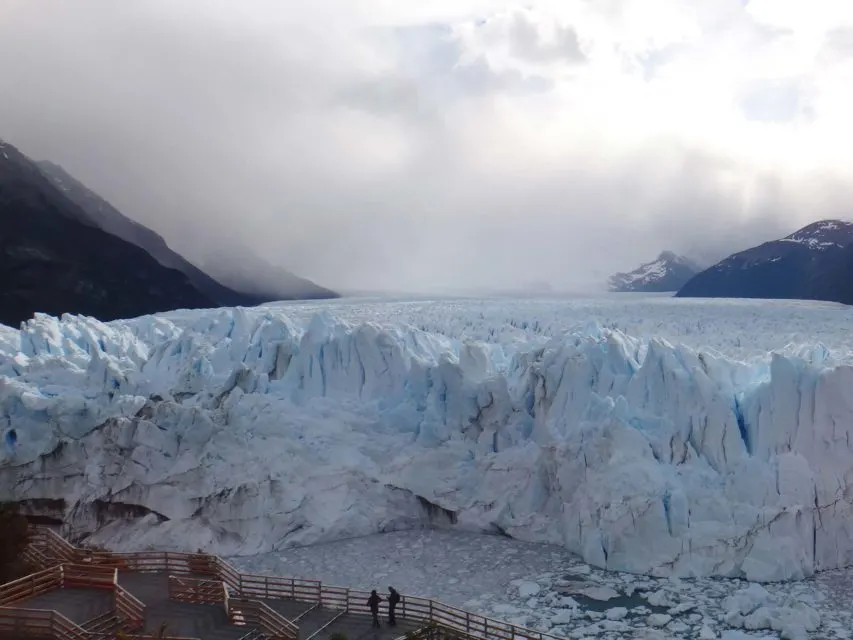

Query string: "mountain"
[[194, 246, 338, 302], [36, 161, 338, 304], [608, 251, 703, 292], [0, 139, 220, 326], [676, 220, 853, 303]]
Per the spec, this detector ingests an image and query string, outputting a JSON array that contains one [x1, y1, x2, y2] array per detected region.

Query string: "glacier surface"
[[2, 297, 853, 582]]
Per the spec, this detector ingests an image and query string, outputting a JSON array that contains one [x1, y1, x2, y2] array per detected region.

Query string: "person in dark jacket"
[[387, 586, 401, 626], [367, 590, 382, 628]]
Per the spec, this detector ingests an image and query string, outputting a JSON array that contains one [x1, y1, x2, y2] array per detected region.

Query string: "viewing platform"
[[0, 526, 563, 640]]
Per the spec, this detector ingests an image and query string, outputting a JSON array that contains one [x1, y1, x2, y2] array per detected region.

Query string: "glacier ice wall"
[[1, 307, 853, 582]]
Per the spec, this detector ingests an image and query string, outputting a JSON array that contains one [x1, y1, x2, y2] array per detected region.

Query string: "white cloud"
[[0, 0, 851, 293]]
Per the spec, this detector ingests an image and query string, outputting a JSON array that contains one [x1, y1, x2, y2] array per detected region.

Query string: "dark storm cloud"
[[0, 0, 849, 294]]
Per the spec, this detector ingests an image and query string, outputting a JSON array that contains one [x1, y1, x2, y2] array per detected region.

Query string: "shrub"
[[0, 503, 33, 583], [330, 633, 348, 640]]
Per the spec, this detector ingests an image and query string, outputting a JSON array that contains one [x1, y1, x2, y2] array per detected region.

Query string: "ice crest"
[[2, 301, 853, 582]]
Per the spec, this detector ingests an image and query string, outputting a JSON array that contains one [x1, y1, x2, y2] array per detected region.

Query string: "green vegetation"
[[330, 633, 348, 640], [0, 503, 33, 583]]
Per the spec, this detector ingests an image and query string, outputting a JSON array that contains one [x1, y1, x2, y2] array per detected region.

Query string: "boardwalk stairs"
[[0, 525, 565, 640]]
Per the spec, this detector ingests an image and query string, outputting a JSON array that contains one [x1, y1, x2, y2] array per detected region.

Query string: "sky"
[[1, 0, 852, 294]]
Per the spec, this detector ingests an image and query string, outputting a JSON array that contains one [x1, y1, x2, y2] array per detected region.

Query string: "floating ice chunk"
[[604, 607, 628, 621], [646, 613, 671, 627], [517, 581, 541, 598], [579, 586, 620, 602]]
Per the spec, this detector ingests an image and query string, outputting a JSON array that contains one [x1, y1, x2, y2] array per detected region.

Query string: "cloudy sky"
[[1, 0, 852, 293]]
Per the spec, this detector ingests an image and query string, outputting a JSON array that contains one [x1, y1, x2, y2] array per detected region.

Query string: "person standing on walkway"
[[387, 586, 401, 626], [368, 589, 382, 628]]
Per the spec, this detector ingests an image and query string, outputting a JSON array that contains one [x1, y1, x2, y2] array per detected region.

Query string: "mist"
[[1, 0, 851, 294]]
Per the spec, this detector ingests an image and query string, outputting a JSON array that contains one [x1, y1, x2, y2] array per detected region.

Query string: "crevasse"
[[1, 308, 852, 582]]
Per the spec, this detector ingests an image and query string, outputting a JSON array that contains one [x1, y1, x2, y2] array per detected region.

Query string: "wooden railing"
[[22, 526, 565, 640], [168, 575, 227, 605], [307, 585, 535, 640], [0, 566, 62, 606], [81, 609, 119, 635], [228, 598, 299, 640], [0, 607, 90, 640], [62, 564, 117, 590], [25, 527, 78, 565], [0, 605, 203, 640], [403, 622, 465, 640], [115, 582, 146, 632], [22, 539, 52, 570]]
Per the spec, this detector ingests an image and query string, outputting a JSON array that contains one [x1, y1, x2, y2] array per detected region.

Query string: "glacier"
[[1, 298, 853, 583]]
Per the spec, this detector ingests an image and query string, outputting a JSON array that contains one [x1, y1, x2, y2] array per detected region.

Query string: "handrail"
[[62, 563, 116, 590], [34, 527, 79, 563], [0, 565, 63, 606], [81, 609, 118, 634], [0, 604, 201, 640], [115, 582, 146, 631], [0, 606, 91, 640], [228, 597, 299, 640], [22, 525, 565, 640], [168, 575, 227, 605], [303, 610, 345, 640]]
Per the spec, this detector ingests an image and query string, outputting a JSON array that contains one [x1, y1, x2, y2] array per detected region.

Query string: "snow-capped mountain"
[[783, 219, 853, 249], [608, 251, 702, 292], [677, 220, 853, 303]]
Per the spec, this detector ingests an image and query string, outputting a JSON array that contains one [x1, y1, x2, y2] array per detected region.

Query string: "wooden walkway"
[[262, 597, 420, 640], [12, 587, 113, 626], [118, 573, 247, 640], [7, 573, 420, 640], [0, 526, 564, 640]]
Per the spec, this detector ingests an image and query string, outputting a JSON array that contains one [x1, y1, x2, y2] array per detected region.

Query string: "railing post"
[[345, 588, 350, 612], [466, 612, 470, 634], [484, 618, 489, 640], [429, 600, 434, 622]]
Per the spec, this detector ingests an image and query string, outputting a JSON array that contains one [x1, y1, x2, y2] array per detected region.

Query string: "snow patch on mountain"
[[608, 252, 701, 293], [781, 220, 853, 251], [2, 301, 853, 583]]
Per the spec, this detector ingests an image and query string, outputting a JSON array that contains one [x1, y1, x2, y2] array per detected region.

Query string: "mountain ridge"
[[608, 251, 703, 293], [35, 160, 338, 305], [0, 139, 217, 326], [677, 219, 853, 304]]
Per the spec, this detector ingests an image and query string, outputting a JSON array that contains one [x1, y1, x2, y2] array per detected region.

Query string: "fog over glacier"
[[2, 1, 853, 292], [3, 296, 853, 588]]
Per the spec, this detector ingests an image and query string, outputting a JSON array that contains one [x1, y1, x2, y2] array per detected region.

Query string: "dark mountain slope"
[[36, 161, 338, 305], [676, 220, 853, 304], [0, 139, 216, 326]]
